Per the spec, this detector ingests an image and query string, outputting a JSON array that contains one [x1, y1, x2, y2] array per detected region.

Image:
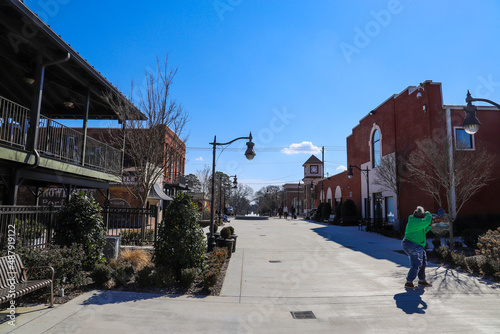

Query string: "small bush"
[[321, 202, 332, 221], [136, 265, 155, 288], [432, 237, 441, 250], [20, 243, 86, 288], [180, 268, 198, 288], [91, 263, 113, 286], [315, 203, 325, 222], [465, 255, 482, 274], [220, 227, 231, 239], [202, 268, 219, 290], [451, 252, 467, 268], [113, 264, 135, 286], [151, 267, 176, 288], [480, 258, 498, 276], [477, 228, 500, 262], [341, 199, 357, 218], [54, 192, 106, 270], [228, 226, 235, 235]]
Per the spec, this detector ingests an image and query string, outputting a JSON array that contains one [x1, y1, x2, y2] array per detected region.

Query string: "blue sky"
[[24, 0, 500, 192]]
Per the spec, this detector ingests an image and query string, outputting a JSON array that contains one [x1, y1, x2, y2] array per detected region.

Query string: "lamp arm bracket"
[[469, 97, 500, 110], [211, 136, 251, 146]]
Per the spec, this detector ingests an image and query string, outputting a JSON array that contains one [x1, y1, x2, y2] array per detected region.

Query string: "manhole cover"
[[290, 311, 316, 319], [269, 260, 281, 263]]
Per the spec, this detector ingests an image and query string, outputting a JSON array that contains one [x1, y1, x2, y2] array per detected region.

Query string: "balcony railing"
[[0, 95, 122, 174]]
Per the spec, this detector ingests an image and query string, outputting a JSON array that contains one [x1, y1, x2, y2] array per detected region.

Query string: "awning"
[[148, 184, 173, 201]]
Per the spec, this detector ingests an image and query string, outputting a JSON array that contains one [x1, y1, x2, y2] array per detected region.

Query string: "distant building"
[[316, 80, 500, 225]]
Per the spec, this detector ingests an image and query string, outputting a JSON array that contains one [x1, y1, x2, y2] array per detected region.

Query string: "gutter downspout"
[[27, 52, 71, 168]]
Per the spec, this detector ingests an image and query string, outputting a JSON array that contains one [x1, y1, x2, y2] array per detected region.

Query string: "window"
[[372, 129, 381, 168], [455, 128, 474, 150]]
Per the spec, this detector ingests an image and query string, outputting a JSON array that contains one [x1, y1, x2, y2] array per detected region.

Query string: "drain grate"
[[269, 260, 282, 263], [260, 234, 266, 236], [290, 311, 316, 319]]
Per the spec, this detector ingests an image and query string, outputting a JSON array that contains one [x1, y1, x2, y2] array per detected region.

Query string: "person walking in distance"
[[402, 206, 434, 289]]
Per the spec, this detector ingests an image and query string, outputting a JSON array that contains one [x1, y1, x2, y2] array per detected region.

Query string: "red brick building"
[[316, 80, 500, 225]]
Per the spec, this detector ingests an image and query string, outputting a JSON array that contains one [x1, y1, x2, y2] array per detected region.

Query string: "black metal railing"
[[103, 205, 158, 246], [0, 205, 60, 249], [0, 95, 122, 174], [0, 204, 159, 250]]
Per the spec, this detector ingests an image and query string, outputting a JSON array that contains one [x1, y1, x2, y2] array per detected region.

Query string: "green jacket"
[[404, 211, 432, 247]]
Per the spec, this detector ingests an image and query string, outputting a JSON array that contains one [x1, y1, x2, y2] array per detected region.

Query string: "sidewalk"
[[4, 217, 500, 333]]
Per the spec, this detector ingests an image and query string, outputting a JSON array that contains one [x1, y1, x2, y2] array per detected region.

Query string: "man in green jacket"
[[402, 206, 433, 289]]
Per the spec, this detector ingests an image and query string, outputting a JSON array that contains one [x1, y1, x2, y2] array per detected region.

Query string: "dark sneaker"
[[404, 282, 417, 289], [418, 281, 432, 287]]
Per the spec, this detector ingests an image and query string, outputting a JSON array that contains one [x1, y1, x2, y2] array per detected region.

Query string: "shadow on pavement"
[[83, 291, 164, 305], [310, 223, 414, 268], [393, 288, 427, 314]]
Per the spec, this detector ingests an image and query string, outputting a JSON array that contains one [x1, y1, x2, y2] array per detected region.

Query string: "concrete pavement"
[[3, 217, 500, 333]]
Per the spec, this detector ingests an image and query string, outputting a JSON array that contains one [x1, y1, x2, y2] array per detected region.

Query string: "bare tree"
[[405, 133, 494, 250], [229, 184, 253, 216], [373, 153, 402, 224], [254, 185, 280, 216], [102, 55, 188, 207]]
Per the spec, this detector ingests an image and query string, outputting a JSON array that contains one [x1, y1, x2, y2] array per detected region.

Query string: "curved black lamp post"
[[208, 133, 255, 251], [462, 90, 500, 135], [347, 164, 370, 219]]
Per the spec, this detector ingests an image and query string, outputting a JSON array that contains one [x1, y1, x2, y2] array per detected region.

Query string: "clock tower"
[[302, 155, 324, 210]]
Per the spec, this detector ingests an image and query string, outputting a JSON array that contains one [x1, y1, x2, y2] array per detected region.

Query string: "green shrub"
[[113, 264, 135, 286], [465, 255, 482, 274], [54, 192, 106, 270], [477, 228, 500, 262], [202, 268, 218, 290], [202, 247, 228, 291], [151, 267, 176, 288], [20, 243, 86, 288], [334, 202, 342, 224], [136, 265, 155, 288], [91, 263, 113, 286], [480, 258, 498, 276], [341, 199, 357, 217], [220, 227, 231, 239], [155, 193, 205, 279], [321, 202, 332, 222], [15, 218, 46, 240], [451, 252, 466, 268], [315, 203, 325, 222], [180, 268, 198, 288]]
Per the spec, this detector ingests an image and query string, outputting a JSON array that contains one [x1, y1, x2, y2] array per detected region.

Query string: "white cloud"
[[337, 165, 347, 171], [281, 141, 321, 155], [195, 157, 204, 161]]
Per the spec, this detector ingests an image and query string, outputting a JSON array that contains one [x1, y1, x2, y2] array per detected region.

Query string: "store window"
[[455, 128, 474, 150]]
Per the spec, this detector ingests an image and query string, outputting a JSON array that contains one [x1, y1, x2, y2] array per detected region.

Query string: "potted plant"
[[228, 226, 237, 253], [216, 227, 234, 258]]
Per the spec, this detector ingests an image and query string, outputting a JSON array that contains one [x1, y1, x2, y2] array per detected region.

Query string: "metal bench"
[[0, 254, 54, 307]]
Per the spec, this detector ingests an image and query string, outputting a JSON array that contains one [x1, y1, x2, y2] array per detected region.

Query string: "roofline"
[[10, 0, 146, 120]]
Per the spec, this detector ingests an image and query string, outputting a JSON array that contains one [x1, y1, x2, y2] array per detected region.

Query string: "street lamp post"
[[347, 164, 370, 219], [208, 133, 255, 251], [462, 90, 500, 134]]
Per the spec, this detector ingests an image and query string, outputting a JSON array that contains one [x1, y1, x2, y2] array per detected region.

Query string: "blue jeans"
[[402, 239, 427, 282]]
